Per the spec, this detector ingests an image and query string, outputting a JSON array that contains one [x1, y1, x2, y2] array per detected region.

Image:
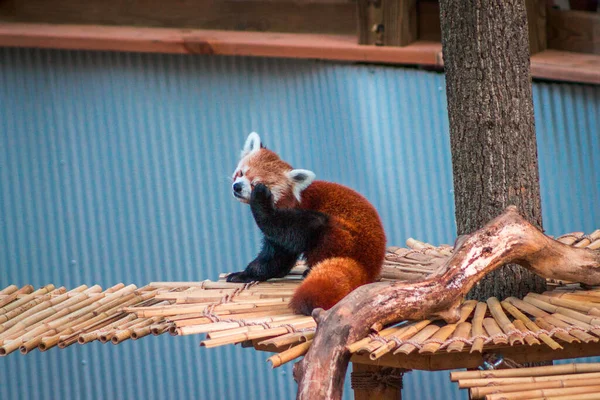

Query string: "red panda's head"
[[231, 132, 315, 207]]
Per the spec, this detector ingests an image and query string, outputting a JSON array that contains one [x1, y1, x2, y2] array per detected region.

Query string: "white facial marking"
[[286, 169, 316, 202], [232, 175, 252, 202]]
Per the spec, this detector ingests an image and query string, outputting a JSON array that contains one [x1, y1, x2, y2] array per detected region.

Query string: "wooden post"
[[351, 363, 404, 400], [357, 0, 417, 46], [382, 0, 417, 46], [525, 0, 547, 55], [357, 0, 384, 45]]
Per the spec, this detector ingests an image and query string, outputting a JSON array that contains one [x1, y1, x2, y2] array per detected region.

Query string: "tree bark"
[[439, 0, 547, 300], [294, 207, 600, 399]]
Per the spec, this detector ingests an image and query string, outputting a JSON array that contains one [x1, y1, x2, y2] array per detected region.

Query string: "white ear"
[[240, 132, 262, 158], [286, 169, 316, 201]]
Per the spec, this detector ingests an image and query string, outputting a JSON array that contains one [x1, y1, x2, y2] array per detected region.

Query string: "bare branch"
[[294, 206, 600, 399]]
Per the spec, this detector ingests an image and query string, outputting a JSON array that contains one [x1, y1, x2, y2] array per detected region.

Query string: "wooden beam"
[[0, 23, 598, 85], [0, 0, 356, 35], [0, 23, 442, 64], [530, 49, 600, 85], [547, 9, 600, 55], [525, 0, 547, 55]]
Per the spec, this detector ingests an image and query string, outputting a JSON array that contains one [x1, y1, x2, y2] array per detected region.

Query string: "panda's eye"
[[240, 171, 244, 177]]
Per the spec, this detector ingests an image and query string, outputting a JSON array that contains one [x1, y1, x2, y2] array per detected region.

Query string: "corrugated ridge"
[[1, 47, 599, 400]]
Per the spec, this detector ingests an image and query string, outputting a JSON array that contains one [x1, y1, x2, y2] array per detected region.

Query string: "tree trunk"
[[439, 0, 546, 301]]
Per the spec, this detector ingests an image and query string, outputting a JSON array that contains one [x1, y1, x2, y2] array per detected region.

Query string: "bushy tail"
[[289, 257, 372, 316]]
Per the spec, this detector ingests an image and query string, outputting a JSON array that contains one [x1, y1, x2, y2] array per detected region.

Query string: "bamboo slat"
[[3, 228, 600, 368]]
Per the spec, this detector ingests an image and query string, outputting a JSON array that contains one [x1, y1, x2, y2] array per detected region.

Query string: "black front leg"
[[226, 238, 299, 283], [250, 183, 329, 254]]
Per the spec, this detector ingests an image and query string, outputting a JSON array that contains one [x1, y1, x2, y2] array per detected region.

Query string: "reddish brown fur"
[[289, 181, 386, 314], [242, 148, 387, 314]]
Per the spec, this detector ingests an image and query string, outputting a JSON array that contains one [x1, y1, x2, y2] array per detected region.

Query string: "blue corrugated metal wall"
[[0, 47, 598, 400]]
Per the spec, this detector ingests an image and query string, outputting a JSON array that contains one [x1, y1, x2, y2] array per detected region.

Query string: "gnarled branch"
[[293, 206, 600, 400]]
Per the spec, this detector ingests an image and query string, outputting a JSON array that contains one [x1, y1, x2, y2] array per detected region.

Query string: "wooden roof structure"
[[1, 229, 600, 372]]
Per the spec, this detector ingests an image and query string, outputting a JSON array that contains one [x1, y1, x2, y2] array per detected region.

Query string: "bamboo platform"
[[1, 229, 599, 370], [451, 362, 600, 400]]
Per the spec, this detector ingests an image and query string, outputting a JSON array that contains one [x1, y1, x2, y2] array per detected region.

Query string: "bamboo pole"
[[552, 312, 600, 337], [458, 371, 600, 388], [487, 297, 523, 345], [201, 320, 316, 348], [259, 330, 315, 348], [150, 322, 171, 336], [446, 322, 471, 352], [470, 302, 487, 353], [533, 317, 578, 343], [202, 315, 301, 338], [346, 324, 405, 353], [528, 293, 600, 316], [505, 297, 549, 318], [0, 285, 18, 296], [482, 318, 508, 345], [501, 300, 561, 350], [358, 325, 414, 355], [1, 293, 106, 344], [394, 324, 440, 355], [525, 296, 600, 325], [0, 286, 86, 332], [267, 340, 313, 368], [369, 320, 432, 359], [541, 315, 598, 343], [205, 316, 311, 339], [485, 385, 600, 400], [451, 363, 600, 380], [0, 285, 35, 309], [528, 393, 600, 400], [77, 314, 138, 345], [0, 291, 95, 341], [0, 285, 45, 311], [0, 287, 68, 325], [38, 291, 149, 352], [512, 319, 540, 346], [0, 339, 23, 356], [420, 324, 459, 354], [111, 317, 161, 344], [472, 376, 600, 398]]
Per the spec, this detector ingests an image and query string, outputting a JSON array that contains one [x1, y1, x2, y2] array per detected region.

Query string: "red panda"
[[227, 132, 386, 316]]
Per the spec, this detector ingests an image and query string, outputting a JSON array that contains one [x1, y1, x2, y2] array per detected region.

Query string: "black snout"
[[233, 182, 243, 194]]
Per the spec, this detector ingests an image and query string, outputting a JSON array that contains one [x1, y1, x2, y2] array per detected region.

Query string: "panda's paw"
[[251, 183, 274, 211]]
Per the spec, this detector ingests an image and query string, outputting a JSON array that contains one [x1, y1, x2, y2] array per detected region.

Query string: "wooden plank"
[[417, 0, 441, 42], [351, 341, 600, 371], [382, 0, 417, 46], [0, 0, 356, 35], [0, 23, 443, 65], [0, 23, 598, 85], [547, 9, 600, 55], [525, 0, 547, 55], [530, 50, 600, 85]]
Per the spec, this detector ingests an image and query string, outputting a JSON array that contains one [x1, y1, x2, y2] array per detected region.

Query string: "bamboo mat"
[[451, 362, 600, 400], [1, 229, 599, 365]]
